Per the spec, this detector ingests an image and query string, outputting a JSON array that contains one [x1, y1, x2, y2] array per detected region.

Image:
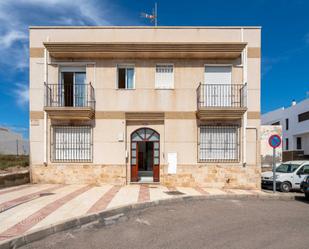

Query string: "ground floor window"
[[52, 126, 92, 162], [199, 125, 239, 162]]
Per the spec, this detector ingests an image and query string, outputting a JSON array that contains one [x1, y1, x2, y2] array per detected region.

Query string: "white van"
[[261, 161, 309, 192]]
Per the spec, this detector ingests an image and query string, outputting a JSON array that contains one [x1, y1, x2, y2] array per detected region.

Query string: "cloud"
[[14, 83, 29, 107], [0, 0, 131, 69], [0, 30, 27, 48]]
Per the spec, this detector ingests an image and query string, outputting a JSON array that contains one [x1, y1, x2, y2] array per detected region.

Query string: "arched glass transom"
[[131, 128, 159, 142]]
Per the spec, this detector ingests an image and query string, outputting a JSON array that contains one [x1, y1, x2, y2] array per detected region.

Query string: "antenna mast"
[[154, 2, 158, 26], [141, 2, 158, 26]]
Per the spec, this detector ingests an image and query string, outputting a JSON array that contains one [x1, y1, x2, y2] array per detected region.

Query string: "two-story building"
[[29, 26, 261, 189]]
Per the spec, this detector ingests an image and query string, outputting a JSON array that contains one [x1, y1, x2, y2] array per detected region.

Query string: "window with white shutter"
[[155, 64, 174, 89], [204, 66, 232, 107], [199, 125, 239, 162], [52, 126, 92, 162]]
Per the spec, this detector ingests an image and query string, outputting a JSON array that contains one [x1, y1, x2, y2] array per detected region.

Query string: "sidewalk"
[[0, 184, 267, 242]]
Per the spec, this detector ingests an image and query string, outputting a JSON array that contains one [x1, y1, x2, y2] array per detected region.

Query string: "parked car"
[[300, 175, 309, 200], [261, 161, 309, 192]]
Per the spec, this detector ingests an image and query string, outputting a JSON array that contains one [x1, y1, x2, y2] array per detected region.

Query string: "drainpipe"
[[125, 119, 128, 185], [43, 48, 48, 166], [241, 28, 248, 167]]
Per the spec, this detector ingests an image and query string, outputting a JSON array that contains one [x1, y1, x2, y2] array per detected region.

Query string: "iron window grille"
[[51, 126, 93, 163], [199, 125, 239, 162]]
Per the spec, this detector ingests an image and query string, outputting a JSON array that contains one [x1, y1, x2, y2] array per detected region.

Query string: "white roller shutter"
[[155, 64, 174, 89], [204, 66, 232, 107]]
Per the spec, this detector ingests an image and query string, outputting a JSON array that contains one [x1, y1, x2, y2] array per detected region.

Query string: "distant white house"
[[261, 98, 309, 161], [0, 127, 29, 155]]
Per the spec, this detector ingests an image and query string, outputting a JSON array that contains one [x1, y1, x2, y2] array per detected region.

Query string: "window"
[[199, 125, 239, 162], [297, 137, 302, 150], [276, 163, 300, 173], [272, 121, 280, 125], [60, 67, 86, 107], [204, 66, 232, 107], [117, 65, 134, 89], [285, 138, 289, 150], [297, 165, 309, 175], [298, 111, 309, 122], [155, 64, 174, 89], [285, 118, 289, 130], [52, 126, 92, 162]]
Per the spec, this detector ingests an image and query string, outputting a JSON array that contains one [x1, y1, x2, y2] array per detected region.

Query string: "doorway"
[[131, 128, 160, 183], [60, 68, 86, 107]]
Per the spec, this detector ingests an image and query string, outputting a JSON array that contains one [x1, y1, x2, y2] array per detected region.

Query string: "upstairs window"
[[297, 137, 302, 150], [117, 65, 134, 89], [285, 118, 289, 130], [60, 67, 86, 107], [155, 64, 174, 89], [298, 111, 309, 122], [272, 121, 280, 125]]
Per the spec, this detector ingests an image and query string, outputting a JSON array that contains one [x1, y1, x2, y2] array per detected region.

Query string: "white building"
[[261, 98, 309, 161], [0, 127, 29, 155]]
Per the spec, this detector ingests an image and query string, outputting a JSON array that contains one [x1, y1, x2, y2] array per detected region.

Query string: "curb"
[[0, 193, 302, 249]]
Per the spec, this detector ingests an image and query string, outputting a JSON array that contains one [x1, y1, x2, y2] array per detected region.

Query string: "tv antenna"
[[141, 2, 158, 26]]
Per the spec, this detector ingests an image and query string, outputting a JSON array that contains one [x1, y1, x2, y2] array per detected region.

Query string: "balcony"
[[44, 83, 95, 120], [196, 83, 247, 120]]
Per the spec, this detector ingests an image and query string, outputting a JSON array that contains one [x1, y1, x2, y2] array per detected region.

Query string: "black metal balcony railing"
[[44, 83, 95, 109], [197, 83, 247, 109]]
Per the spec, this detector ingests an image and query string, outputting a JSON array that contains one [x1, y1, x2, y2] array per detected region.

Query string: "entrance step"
[[138, 171, 153, 177], [139, 176, 153, 183]]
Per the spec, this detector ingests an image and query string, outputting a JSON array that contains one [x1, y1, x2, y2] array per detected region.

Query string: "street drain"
[[164, 191, 185, 196], [39, 192, 55, 197]]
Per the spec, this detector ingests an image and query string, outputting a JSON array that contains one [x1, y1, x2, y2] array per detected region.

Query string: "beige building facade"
[[29, 26, 261, 189]]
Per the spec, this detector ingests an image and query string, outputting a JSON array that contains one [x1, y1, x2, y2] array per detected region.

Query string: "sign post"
[[268, 134, 282, 193]]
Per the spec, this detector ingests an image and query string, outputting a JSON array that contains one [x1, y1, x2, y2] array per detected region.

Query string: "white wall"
[[261, 98, 309, 154], [260, 125, 282, 167]]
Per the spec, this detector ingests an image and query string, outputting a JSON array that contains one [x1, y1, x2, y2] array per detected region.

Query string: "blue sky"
[[0, 0, 308, 139]]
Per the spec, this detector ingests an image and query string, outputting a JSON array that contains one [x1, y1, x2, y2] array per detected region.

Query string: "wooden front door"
[[130, 128, 160, 182]]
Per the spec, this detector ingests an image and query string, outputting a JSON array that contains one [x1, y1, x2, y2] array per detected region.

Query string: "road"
[[21, 198, 309, 249]]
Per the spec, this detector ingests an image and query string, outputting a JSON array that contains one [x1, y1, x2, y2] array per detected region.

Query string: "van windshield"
[[276, 163, 300, 173]]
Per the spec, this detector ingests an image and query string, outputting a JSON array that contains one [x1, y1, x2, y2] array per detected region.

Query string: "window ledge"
[[198, 160, 240, 164], [116, 88, 136, 90], [50, 161, 93, 164], [155, 88, 175, 90]]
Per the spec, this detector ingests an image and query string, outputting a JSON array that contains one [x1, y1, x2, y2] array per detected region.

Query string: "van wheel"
[[280, 182, 291, 192]]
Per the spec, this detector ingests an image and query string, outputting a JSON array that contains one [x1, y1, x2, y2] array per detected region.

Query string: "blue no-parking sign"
[[268, 134, 281, 193], [268, 134, 281, 149]]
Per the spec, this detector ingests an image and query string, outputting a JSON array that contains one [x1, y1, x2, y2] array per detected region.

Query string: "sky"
[[0, 0, 308, 139]]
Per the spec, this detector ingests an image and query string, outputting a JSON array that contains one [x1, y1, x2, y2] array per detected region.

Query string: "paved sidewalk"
[[0, 184, 263, 242]]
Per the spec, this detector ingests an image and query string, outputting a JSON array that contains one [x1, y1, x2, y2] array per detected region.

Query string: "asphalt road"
[[21, 198, 309, 249]]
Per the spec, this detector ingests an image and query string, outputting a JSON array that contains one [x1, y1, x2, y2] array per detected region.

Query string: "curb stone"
[[0, 193, 302, 249]]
